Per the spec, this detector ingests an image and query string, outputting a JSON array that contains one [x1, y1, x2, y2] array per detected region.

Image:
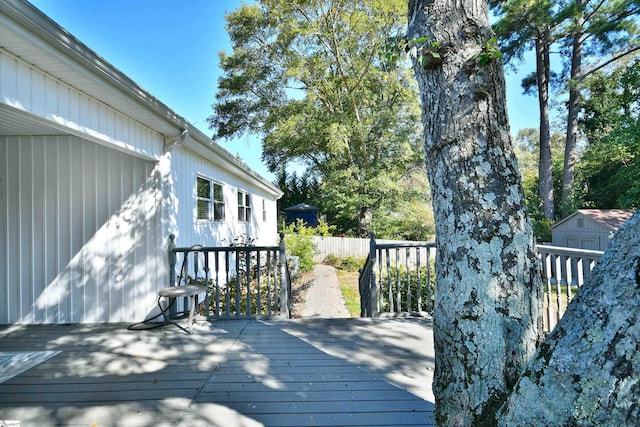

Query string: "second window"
[[238, 190, 251, 222]]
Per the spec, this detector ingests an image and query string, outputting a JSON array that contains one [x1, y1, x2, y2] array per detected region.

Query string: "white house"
[[551, 209, 635, 251], [0, 0, 282, 324]]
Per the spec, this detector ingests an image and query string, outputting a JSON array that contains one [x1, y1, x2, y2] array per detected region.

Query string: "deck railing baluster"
[[565, 255, 573, 307], [225, 252, 231, 317], [203, 252, 210, 320], [256, 251, 262, 316], [395, 249, 401, 312], [266, 251, 272, 317], [373, 247, 380, 314], [416, 248, 422, 313], [214, 252, 220, 317], [358, 238, 603, 326], [405, 247, 411, 312], [168, 237, 290, 319], [385, 249, 392, 313], [544, 253, 553, 330], [426, 247, 433, 312], [555, 255, 563, 324], [245, 250, 251, 315]]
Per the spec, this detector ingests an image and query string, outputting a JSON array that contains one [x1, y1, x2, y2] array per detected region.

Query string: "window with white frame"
[[262, 199, 267, 222], [196, 176, 225, 221], [238, 190, 251, 222]]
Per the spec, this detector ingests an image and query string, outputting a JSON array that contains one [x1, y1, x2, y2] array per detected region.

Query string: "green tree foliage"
[[274, 168, 320, 217], [556, 0, 639, 215], [491, 0, 640, 217], [369, 169, 435, 240], [514, 128, 565, 241], [575, 58, 640, 209], [491, 0, 565, 221], [209, 0, 425, 237]]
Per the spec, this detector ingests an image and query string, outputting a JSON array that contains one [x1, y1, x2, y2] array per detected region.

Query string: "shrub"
[[324, 254, 342, 268], [283, 219, 336, 272], [283, 219, 317, 272], [323, 254, 366, 272]]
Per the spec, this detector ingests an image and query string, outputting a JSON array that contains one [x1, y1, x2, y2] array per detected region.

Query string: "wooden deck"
[[0, 318, 434, 426]]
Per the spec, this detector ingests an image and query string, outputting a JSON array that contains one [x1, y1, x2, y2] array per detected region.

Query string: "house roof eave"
[[183, 125, 283, 199], [1, 0, 282, 199]]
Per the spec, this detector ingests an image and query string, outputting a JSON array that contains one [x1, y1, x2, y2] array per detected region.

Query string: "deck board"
[[0, 318, 434, 426]]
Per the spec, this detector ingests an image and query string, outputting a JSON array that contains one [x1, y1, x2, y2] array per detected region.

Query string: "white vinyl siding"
[[0, 49, 163, 159], [0, 135, 163, 324], [169, 149, 279, 248], [0, 8, 283, 326]]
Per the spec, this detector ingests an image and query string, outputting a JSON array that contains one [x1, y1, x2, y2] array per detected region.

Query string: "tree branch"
[[580, 45, 640, 80]]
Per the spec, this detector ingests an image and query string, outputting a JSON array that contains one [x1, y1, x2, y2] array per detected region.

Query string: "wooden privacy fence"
[[358, 234, 604, 332], [312, 235, 435, 262], [168, 234, 291, 320]]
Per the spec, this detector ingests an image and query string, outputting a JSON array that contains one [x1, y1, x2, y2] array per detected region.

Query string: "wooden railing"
[[359, 235, 604, 332], [537, 244, 603, 332], [359, 232, 437, 317], [168, 234, 291, 320]]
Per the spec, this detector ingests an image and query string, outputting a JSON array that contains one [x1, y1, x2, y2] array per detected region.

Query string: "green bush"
[[532, 219, 553, 243], [283, 219, 317, 272], [188, 269, 280, 317], [324, 254, 342, 268], [323, 254, 366, 272], [283, 219, 335, 272]]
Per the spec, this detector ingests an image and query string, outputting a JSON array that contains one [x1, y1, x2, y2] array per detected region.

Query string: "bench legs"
[[157, 292, 198, 334]]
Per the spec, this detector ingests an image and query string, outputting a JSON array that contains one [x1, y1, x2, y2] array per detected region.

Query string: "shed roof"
[[283, 203, 320, 212], [552, 209, 635, 231]]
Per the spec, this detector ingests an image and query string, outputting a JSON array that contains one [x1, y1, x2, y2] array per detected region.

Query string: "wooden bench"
[[157, 285, 203, 334]]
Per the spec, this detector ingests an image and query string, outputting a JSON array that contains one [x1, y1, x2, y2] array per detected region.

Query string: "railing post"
[[168, 234, 177, 319], [168, 234, 176, 287], [369, 231, 378, 317], [279, 233, 290, 319]]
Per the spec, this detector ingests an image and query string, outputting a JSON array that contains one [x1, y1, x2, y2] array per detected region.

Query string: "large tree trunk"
[[536, 35, 554, 221], [561, 1, 584, 218], [498, 211, 640, 425], [357, 206, 373, 238], [408, 0, 544, 424]]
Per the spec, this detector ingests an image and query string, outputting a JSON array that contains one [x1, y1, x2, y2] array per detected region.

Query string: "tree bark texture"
[[535, 36, 554, 221], [408, 0, 544, 424], [499, 211, 640, 425], [561, 0, 584, 218]]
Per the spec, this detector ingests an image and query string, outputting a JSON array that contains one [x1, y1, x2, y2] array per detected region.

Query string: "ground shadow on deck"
[[0, 318, 434, 426]]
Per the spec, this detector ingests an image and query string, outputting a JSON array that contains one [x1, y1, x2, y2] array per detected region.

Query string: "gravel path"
[[302, 264, 351, 318]]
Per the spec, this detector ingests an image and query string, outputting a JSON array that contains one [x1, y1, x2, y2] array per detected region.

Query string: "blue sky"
[[28, 0, 540, 181]]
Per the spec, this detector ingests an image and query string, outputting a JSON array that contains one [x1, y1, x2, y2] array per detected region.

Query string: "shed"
[[284, 203, 321, 227], [551, 209, 635, 251], [0, 0, 282, 325]]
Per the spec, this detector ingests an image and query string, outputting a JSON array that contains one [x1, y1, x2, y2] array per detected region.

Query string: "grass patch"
[[543, 284, 578, 330], [336, 270, 361, 317]]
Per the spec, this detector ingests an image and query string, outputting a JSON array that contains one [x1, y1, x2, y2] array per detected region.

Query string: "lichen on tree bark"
[[408, 0, 544, 424], [498, 212, 640, 425]]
